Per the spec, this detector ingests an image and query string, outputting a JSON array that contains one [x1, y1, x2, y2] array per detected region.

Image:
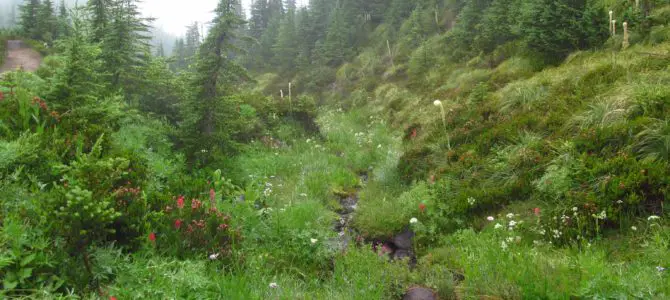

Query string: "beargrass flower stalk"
[[433, 100, 451, 150], [288, 82, 293, 115], [622, 22, 630, 49], [612, 20, 617, 36], [609, 11, 613, 33]]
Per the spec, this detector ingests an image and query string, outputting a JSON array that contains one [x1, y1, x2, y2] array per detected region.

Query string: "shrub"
[[0, 217, 62, 294], [354, 182, 428, 238]]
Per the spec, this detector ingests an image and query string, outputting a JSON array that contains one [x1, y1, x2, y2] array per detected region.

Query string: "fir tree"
[[101, 0, 153, 89], [88, 0, 110, 43], [273, 3, 297, 72], [322, 1, 352, 66], [184, 22, 201, 64], [38, 0, 58, 43], [181, 0, 250, 162], [58, 0, 71, 38], [171, 38, 187, 70], [19, 0, 41, 40]]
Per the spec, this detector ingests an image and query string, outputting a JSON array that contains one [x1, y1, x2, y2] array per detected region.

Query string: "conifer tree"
[[19, 0, 41, 40], [88, 0, 110, 43], [101, 0, 153, 89], [294, 7, 313, 70], [58, 0, 71, 38], [184, 22, 201, 64], [249, 0, 268, 39], [38, 0, 58, 43], [155, 42, 165, 57], [181, 0, 250, 162], [273, 2, 297, 72], [473, 0, 518, 54], [171, 38, 187, 70]]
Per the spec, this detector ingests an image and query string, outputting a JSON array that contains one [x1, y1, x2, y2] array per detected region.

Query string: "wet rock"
[[393, 249, 412, 260], [452, 272, 465, 282], [393, 229, 415, 250], [403, 287, 437, 300], [338, 195, 359, 214]]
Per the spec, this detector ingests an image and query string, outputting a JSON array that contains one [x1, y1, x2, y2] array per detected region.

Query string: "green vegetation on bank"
[[1, 0, 670, 299]]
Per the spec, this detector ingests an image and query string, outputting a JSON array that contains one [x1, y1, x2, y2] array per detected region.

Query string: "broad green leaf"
[[20, 253, 36, 267]]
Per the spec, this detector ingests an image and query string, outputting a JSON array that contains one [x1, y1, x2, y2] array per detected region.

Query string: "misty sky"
[[140, 0, 309, 36]]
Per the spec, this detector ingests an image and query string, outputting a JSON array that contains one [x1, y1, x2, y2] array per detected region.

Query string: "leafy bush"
[[0, 217, 62, 294], [354, 182, 428, 238]]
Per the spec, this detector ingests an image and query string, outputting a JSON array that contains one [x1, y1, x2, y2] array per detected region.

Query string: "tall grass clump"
[[498, 80, 549, 113]]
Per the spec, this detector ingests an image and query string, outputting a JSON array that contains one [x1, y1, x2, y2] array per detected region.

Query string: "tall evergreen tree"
[[19, 0, 41, 40], [38, 0, 58, 43], [58, 0, 71, 38], [272, 3, 297, 72], [88, 0, 110, 43], [171, 38, 187, 70], [155, 41, 165, 57], [249, 0, 268, 39], [181, 0, 250, 162], [101, 0, 153, 90], [322, 2, 352, 66], [294, 7, 313, 70], [184, 22, 201, 63]]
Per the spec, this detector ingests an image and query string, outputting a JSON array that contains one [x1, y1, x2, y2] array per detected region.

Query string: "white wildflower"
[[657, 266, 666, 272], [208, 253, 220, 260], [494, 223, 503, 230], [592, 210, 607, 220], [508, 220, 517, 227], [506, 213, 515, 219], [310, 238, 318, 245], [409, 217, 418, 224], [648, 215, 661, 221], [552, 229, 562, 239], [572, 207, 578, 212], [433, 100, 442, 107], [631, 226, 637, 231], [467, 197, 476, 206], [500, 241, 508, 250], [300, 193, 307, 197], [487, 216, 494, 221], [269, 282, 278, 289]]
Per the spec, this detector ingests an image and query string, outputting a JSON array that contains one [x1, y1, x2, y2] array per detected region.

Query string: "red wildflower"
[[191, 199, 202, 210], [534, 207, 541, 216], [148, 232, 156, 242], [419, 203, 426, 213], [110, 297, 118, 300], [0, 91, 4, 101], [174, 219, 182, 229], [411, 128, 417, 139], [217, 223, 228, 230], [209, 188, 216, 204], [177, 195, 185, 209]]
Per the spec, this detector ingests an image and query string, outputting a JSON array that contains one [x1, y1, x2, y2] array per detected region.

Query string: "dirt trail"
[[0, 40, 42, 74]]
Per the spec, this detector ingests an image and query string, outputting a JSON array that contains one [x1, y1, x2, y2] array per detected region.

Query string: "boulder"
[[393, 229, 415, 250], [403, 287, 437, 300]]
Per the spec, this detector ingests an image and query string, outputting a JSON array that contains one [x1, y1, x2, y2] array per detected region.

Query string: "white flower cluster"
[[592, 210, 607, 220], [467, 197, 476, 206], [263, 182, 273, 197]]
